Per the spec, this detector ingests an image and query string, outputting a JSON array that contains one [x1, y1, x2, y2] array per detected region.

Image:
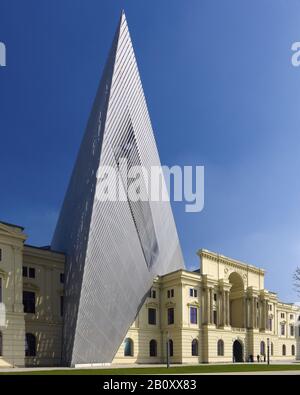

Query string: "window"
[[0, 248, 2, 261], [28, 268, 35, 279], [189, 288, 193, 297], [25, 333, 36, 357], [150, 289, 156, 299], [190, 307, 197, 324], [214, 293, 217, 302], [22, 266, 28, 277], [168, 339, 173, 357], [268, 318, 272, 331], [60, 273, 65, 284], [0, 278, 2, 303], [260, 341, 265, 355], [271, 342, 274, 356], [191, 339, 198, 356], [0, 332, 2, 356], [217, 339, 224, 356], [213, 310, 217, 325], [292, 345, 295, 356], [281, 323, 285, 336], [281, 313, 285, 319], [269, 304, 272, 311], [290, 325, 294, 337], [148, 308, 156, 325], [124, 338, 133, 357], [168, 308, 174, 325], [282, 344, 286, 356], [189, 288, 197, 297], [149, 339, 157, 357], [23, 291, 35, 314], [290, 314, 294, 320], [167, 289, 174, 298], [60, 296, 64, 317]]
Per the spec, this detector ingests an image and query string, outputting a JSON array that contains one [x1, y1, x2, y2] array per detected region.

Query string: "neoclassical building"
[[113, 249, 300, 364], [0, 220, 299, 367]]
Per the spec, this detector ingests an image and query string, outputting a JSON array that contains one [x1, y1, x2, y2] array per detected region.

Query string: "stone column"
[[209, 288, 213, 324], [226, 291, 230, 326], [251, 297, 255, 329], [265, 300, 268, 330], [221, 290, 225, 327], [243, 296, 247, 328]]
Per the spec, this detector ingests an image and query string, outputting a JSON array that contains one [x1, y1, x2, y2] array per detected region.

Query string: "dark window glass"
[[22, 266, 28, 277], [0, 278, 2, 303], [124, 338, 133, 356], [168, 308, 174, 325], [194, 289, 198, 297], [25, 333, 36, 357], [60, 296, 64, 317], [60, 273, 64, 284], [168, 339, 173, 357], [217, 339, 224, 356], [192, 339, 198, 356], [292, 345, 295, 356], [214, 293, 217, 301], [0, 249, 2, 261], [189, 288, 193, 297], [213, 310, 217, 325], [260, 341, 265, 355], [148, 308, 156, 325], [282, 344, 286, 356], [152, 290, 156, 299], [171, 289, 174, 297], [190, 307, 197, 324], [167, 290, 170, 298], [149, 339, 157, 357], [290, 325, 294, 336], [281, 324, 285, 336], [23, 291, 35, 314], [29, 268, 35, 279]]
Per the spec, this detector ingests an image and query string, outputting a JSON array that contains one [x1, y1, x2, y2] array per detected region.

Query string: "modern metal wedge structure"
[[51, 11, 184, 366]]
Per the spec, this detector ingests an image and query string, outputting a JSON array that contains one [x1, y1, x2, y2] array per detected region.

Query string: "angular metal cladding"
[[51, 11, 185, 366]]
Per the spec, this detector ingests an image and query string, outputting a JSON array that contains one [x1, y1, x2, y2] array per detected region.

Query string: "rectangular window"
[[28, 268, 35, 279], [23, 291, 35, 314], [152, 290, 156, 299], [214, 293, 217, 302], [281, 313, 285, 319], [290, 325, 294, 337], [168, 289, 174, 298], [290, 314, 294, 320], [22, 266, 28, 277], [269, 304, 272, 311], [171, 289, 174, 298], [0, 278, 2, 303], [281, 323, 285, 336], [268, 318, 272, 331], [148, 308, 156, 325], [190, 307, 197, 324], [189, 288, 193, 297], [0, 248, 2, 261], [60, 296, 64, 317], [168, 308, 174, 325], [213, 310, 217, 325], [60, 273, 65, 284]]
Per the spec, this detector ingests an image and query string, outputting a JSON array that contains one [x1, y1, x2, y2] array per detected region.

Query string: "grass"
[[1, 364, 300, 375]]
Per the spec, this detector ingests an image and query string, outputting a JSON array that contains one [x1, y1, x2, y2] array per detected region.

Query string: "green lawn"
[[1, 364, 300, 375]]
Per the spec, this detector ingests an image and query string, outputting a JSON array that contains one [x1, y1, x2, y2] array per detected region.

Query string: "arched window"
[[291, 345, 295, 356], [282, 344, 286, 356], [149, 339, 157, 357], [191, 339, 198, 356], [271, 342, 274, 356], [217, 339, 224, 356], [0, 331, 2, 356], [25, 333, 36, 357], [260, 341, 265, 355], [168, 339, 173, 357], [124, 338, 134, 357]]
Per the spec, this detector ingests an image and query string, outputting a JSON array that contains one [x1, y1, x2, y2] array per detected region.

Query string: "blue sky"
[[1, 0, 300, 301]]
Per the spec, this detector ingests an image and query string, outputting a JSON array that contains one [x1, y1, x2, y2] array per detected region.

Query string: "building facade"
[[113, 249, 300, 364], [0, 221, 299, 367]]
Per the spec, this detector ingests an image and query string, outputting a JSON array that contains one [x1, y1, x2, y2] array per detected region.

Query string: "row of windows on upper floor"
[[23, 290, 64, 317], [147, 305, 300, 335], [22, 266, 64, 284]]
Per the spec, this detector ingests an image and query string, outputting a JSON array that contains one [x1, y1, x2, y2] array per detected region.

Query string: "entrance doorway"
[[233, 340, 243, 362]]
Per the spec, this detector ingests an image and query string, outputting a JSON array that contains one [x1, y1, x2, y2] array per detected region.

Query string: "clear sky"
[[1, 0, 300, 302]]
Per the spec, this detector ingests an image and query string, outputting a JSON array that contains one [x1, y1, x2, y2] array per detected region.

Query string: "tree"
[[294, 267, 300, 295]]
